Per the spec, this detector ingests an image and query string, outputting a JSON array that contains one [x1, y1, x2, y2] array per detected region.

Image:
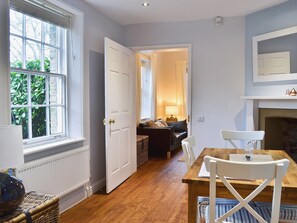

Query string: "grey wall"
[[123, 17, 245, 155], [245, 0, 297, 96], [89, 51, 106, 183]]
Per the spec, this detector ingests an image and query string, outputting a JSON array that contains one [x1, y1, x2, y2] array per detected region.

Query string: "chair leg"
[[167, 151, 171, 159]]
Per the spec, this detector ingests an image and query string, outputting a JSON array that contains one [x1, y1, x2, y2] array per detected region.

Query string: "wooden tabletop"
[[182, 148, 297, 204]]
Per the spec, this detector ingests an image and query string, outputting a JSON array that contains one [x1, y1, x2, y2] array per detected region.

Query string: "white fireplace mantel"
[[240, 96, 297, 100], [240, 96, 297, 131]]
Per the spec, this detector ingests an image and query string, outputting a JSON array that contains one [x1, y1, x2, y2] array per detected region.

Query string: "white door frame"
[[131, 44, 192, 135]]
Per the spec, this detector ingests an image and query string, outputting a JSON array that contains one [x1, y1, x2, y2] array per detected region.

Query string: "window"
[[9, 1, 70, 144], [140, 59, 153, 120]]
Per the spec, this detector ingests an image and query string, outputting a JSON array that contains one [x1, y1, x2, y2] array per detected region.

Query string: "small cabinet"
[[137, 135, 149, 168]]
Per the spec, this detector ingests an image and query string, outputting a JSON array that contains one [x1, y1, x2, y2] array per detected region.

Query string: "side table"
[[2, 192, 59, 223]]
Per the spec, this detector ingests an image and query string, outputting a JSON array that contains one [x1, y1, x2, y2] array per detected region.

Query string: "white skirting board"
[[59, 178, 106, 213]]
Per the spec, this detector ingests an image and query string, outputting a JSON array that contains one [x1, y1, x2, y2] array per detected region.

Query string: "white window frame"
[[140, 57, 153, 120], [10, 9, 67, 144], [0, 0, 85, 153]]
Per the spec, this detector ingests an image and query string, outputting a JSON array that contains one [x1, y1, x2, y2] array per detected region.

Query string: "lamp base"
[[0, 172, 25, 216], [166, 115, 178, 122]]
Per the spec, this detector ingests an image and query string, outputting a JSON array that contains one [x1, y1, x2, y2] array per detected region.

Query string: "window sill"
[[23, 138, 86, 156]]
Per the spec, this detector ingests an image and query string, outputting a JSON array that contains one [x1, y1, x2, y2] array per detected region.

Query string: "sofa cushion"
[[139, 122, 148, 127], [147, 120, 158, 127], [145, 119, 168, 128], [155, 120, 166, 127], [159, 120, 168, 127], [167, 120, 187, 132]]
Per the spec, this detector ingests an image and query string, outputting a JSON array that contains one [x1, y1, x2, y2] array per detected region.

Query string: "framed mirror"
[[253, 26, 297, 83]]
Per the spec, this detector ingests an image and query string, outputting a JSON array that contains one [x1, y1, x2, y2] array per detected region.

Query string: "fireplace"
[[259, 108, 297, 162], [241, 95, 297, 162]]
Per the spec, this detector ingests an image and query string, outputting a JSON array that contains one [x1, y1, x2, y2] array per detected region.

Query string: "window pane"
[[44, 46, 58, 73], [49, 76, 63, 104], [10, 10, 23, 36], [10, 36, 23, 68], [140, 60, 152, 119], [11, 108, 28, 139], [9, 8, 67, 142], [50, 107, 63, 135], [31, 75, 46, 105], [10, 72, 28, 105], [26, 40, 41, 70], [25, 15, 41, 41], [44, 23, 58, 46], [32, 107, 46, 137]]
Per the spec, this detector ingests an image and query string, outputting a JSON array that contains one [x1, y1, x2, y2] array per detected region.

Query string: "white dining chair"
[[202, 155, 291, 223], [181, 136, 196, 171], [221, 129, 265, 149], [182, 136, 238, 210]]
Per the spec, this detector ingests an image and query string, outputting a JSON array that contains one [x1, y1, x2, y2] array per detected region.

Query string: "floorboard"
[[60, 149, 188, 223]]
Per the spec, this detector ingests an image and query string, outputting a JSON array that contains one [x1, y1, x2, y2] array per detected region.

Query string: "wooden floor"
[[60, 149, 188, 223]]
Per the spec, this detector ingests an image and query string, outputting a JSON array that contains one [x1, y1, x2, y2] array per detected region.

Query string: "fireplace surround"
[[259, 108, 297, 162], [241, 96, 297, 162]]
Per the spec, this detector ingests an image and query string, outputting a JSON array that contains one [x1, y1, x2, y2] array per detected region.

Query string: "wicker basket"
[[1, 192, 59, 223]]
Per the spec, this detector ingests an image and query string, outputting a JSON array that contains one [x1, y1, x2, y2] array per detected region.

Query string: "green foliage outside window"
[[11, 58, 50, 139]]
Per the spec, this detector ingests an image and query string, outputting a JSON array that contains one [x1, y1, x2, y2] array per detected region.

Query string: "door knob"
[[109, 119, 115, 124]]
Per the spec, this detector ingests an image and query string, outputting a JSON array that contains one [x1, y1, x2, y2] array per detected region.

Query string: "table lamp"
[[165, 106, 178, 122], [0, 125, 25, 216]]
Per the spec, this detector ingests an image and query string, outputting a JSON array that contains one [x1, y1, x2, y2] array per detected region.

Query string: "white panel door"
[[104, 38, 136, 193]]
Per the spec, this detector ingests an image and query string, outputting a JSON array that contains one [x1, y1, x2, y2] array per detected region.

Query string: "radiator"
[[16, 146, 90, 197]]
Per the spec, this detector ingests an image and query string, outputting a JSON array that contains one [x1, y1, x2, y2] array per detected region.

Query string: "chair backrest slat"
[[221, 129, 265, 149], [205, 156, 289, 179], [181, 136, 196, 171], [204, 155, 290, 223]]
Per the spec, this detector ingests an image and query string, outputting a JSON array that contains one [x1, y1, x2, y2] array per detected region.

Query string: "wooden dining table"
[[182, 148, 297, 223]]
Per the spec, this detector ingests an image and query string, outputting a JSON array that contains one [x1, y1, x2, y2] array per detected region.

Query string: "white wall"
[[154, 51, 188, 120], [124, 17, 245, 155]]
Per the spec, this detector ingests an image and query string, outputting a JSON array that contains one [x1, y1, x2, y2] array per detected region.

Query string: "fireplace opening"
[[259, 108, 297, 163]]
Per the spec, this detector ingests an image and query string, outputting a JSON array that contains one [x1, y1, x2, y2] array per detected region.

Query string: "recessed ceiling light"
[[142, 2, 149, 7]]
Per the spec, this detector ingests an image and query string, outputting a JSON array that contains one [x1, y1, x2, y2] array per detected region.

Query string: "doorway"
[[133, 45, 192, 134]]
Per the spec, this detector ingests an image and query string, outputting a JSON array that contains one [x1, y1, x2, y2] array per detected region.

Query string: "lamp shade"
[[0, 125, 25, 217], [0, 125, 24, 170], [165, 106, 178, 116]]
